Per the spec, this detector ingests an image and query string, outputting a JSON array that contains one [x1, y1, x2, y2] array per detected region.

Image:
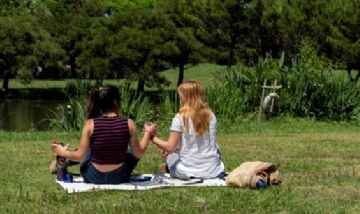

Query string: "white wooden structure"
[[258, 79, 282, 122]]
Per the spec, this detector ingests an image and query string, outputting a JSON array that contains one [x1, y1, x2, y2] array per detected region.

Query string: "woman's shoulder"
[[85, 118, 94, 124], [84, 119, 94, 133], [174, 113, 181, 118], [175, 111, 215, 119], [172, 113, 183, 121]]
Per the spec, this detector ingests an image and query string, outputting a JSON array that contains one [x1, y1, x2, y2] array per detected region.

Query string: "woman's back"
[[171, 113, 224, 178], [90, 116, 130, 165]]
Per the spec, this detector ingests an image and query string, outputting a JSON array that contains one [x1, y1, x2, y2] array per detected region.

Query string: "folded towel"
[[56, 173, 227, 193]]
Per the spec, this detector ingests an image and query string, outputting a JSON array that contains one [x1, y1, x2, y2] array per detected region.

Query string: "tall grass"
[[43, 99, 86, 131], [206, 52, 360, 122], [118, 87, 155, 126], [156, 91, 179, 124], [63, 79, 99, 99], [44, 87, 157, 131], [205, 55, 283, 122], [206, 65, 263, 121]]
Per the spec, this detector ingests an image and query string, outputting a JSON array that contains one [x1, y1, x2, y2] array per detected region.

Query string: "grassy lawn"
[[1, 119, 360, 213], [0, 63, 224, 90]]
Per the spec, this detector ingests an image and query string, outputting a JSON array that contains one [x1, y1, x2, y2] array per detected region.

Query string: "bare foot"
[[158, 163, 169, 174], [49, 160, 57, 174]]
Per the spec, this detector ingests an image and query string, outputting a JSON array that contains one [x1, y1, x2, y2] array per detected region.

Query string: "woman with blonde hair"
[[151, 80, 225, 180]]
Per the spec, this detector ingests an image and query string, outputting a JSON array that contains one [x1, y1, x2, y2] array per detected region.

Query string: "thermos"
[[52, 141, 68, 181]]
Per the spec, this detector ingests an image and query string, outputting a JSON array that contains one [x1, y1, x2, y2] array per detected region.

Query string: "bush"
[[119, 87, 156, 126], [208, 51, 360, 122], [43, 99, 86, 131], [205, 56, 281, 122], [63, 79, 102, 99], [45, 86, 157, 131]]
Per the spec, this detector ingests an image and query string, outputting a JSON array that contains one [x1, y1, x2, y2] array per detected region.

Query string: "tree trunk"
[[354, 70, 360, 83], [70, 54, 77, 78], [177, 63, 185, 87], [89, 70, 94, 79], [70, 40, 77, 78], [228, 46, 235, 67], [2, 70, 9, 92], [137, 79, 145, 92], [228, 31, 237, 66], [347, 63, 352, 78]]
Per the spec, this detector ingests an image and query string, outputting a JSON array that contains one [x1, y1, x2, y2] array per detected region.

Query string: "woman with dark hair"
[[51, 85, 156, 184]]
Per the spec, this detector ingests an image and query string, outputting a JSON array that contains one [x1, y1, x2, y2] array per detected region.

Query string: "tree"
[[39, 0, 106, 78], [273, 0, 332, 61], [249, 0, 283, 60], [0, 0, 34, 15], [154, 0, 206, 86], [111, 7, 172, 91], [326, 0, 360, 82], [80, 6, 171, 92], [77, 17, 114, 79], [0, 8, 64, 91], [194, 0, 256, 66]]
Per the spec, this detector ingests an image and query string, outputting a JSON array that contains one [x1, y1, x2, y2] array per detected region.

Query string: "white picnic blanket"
[[56, 173, 227, 193]]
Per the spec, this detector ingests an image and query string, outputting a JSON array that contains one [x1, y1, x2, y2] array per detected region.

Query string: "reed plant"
[[43, 99, 86, 131], [44, 86, 157, 131], [155, 91, 179, 125], [63, 79, 97, 99], [206, 50, 360, 122], [118, 87, 156, 127]]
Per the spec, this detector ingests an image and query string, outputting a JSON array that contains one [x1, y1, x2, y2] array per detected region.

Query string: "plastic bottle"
[[256, 179, 267, 189], [51, 141, 68, 181]]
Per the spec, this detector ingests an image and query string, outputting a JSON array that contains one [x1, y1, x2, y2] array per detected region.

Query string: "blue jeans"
[[78, 149, 139, 184]]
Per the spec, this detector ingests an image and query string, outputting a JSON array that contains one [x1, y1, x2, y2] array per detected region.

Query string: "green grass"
[[0, 63, 224, 90], [332, 69, 357, 78], [1, 119, 360, 213], [159, 63, 224, 88], [0, 63, 356, 90]]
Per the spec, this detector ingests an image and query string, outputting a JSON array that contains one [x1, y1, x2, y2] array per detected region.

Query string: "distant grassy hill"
[[1, 63, 225, 90], [161, 63, 225, 88]]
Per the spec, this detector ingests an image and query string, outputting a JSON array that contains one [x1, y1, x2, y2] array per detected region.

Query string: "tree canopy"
[[1, 0, 360, 91]]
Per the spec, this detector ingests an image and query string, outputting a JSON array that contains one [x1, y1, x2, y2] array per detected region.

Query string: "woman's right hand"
[[143, 123, 157, 136], [160, 149, 168, 158]]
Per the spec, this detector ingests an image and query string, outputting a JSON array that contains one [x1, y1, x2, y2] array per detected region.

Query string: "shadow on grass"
[[0, 88, 67, 100]]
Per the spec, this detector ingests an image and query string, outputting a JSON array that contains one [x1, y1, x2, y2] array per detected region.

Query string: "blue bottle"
[[256, 179, 267, 189]]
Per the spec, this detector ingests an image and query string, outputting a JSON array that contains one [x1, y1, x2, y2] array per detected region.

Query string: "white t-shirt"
[[170, 112, 225, 178]]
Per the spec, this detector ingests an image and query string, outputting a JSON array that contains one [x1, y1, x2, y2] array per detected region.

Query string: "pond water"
[[0, 99, 67, 132]]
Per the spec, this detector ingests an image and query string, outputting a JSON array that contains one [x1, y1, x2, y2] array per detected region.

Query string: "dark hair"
[[86, 85, 121, 119]]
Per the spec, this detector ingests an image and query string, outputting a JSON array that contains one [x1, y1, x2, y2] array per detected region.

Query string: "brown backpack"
[[226, 161, 281, 189]]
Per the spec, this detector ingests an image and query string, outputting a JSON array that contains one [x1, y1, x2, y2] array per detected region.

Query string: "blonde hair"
[[177, 80, 212, 136]]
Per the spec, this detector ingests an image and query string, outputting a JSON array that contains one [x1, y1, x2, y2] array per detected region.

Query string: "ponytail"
[[86, 87, 101, 119]]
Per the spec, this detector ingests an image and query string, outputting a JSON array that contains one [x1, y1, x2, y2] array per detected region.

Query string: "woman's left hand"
[[143, 123, 157, 136], [52, 144, 70, 157]]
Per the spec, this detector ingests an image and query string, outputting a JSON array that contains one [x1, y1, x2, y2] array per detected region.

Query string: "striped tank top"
[[90, 116, 130, 165]]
